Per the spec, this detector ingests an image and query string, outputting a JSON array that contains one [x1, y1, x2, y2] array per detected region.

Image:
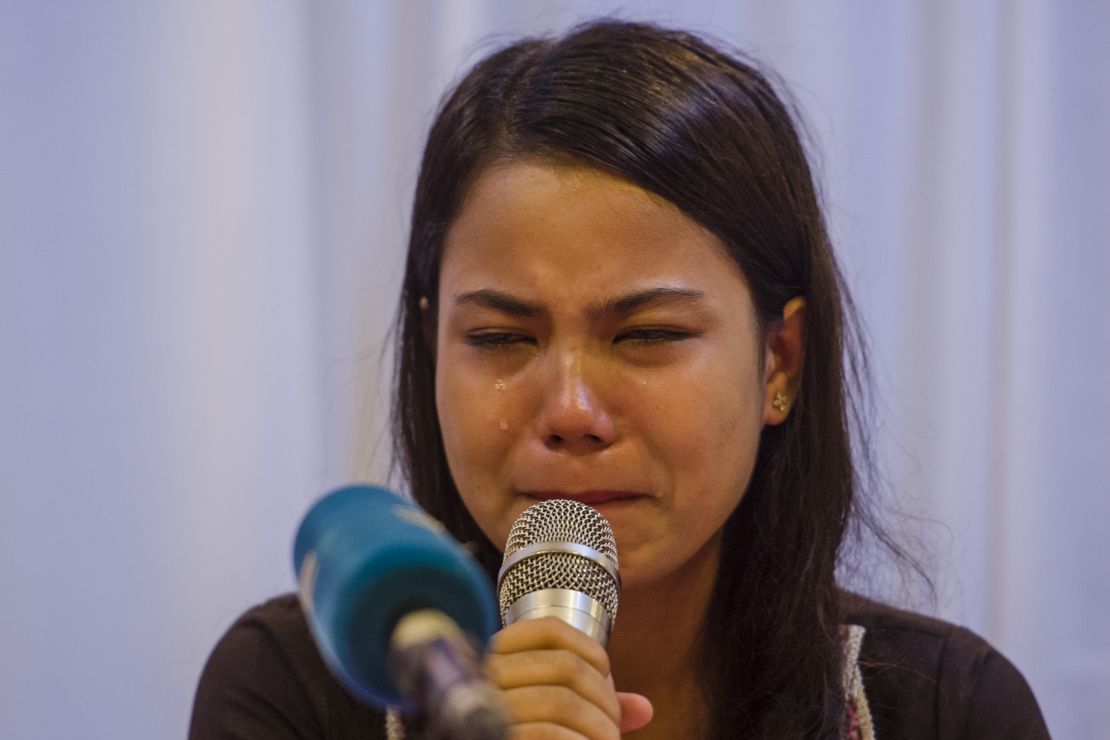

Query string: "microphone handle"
[[501, 588, 613, 646], [390, 609, 508, 739]]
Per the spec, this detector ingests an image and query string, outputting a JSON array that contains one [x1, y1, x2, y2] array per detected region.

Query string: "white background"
[[2, 1, 1107, 738]]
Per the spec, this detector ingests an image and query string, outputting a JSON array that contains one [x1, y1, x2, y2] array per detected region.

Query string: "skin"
[[434, 160, 804, 738]]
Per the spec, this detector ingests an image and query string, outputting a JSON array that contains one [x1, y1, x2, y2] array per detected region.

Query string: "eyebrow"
[[452, 287, 705, 319], [593, 287, 705, 318], [454, 289, 542, 317]]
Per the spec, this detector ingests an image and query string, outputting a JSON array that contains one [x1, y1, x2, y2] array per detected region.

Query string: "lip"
[[525, 490, 647, 505]]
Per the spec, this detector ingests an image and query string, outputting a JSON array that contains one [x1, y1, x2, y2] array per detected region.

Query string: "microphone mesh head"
[[498, 499, 620, 624]]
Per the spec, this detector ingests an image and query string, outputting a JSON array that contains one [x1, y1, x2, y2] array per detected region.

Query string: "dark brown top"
[[189, 593, 1049, 739]]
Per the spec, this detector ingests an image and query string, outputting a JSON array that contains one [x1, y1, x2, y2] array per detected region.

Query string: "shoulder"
[[189, 593, 386, 740], [842, 594, 1049, 739]]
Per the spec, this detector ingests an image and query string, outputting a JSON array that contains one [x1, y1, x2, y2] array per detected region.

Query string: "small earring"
[[772, 391, 790, 413]]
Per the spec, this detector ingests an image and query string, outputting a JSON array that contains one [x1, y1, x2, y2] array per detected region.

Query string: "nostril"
[[545, 431, 606, 450]]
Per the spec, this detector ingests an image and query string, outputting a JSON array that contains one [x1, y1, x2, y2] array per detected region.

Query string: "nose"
[[536, 350, 617, 454]]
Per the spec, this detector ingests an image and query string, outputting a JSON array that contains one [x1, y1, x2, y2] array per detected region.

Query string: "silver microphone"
[[496, 499, 621, 646]]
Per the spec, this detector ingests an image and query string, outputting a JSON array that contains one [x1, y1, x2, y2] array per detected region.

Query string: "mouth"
[[524, 490, 647, 506]]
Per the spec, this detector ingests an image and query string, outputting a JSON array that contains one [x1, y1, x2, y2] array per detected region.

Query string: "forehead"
[[440, 160, 748, 301]]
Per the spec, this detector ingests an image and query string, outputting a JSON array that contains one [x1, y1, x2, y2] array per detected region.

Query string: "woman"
[[191, 20, 1048, 739]]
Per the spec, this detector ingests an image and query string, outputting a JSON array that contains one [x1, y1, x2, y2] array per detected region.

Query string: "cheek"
[[435, 359, 521, 542], [437, 366, 504, 475], [671, 397, 762, 502], [643, 353, 765, 522], [647, 350, 764, 458]]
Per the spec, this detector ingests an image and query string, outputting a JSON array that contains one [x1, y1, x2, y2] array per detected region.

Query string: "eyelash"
[[615, 328, 692, 345], [465, 328, 692, 348], [465, 332, 533, 348]]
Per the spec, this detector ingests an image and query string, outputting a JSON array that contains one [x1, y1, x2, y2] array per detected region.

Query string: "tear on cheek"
[[499, 419, 509, 431]]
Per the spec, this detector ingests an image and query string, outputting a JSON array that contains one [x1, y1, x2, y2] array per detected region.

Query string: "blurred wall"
[[2, 1, 1107, 737]]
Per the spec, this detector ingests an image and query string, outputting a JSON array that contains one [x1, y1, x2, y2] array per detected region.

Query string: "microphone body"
[[496, 499, 621, 645], [293, 485, 505, 737]]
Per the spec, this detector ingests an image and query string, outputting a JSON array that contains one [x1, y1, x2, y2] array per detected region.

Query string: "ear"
[[762, 297, 806, 426], [419, 295, 437, 360]]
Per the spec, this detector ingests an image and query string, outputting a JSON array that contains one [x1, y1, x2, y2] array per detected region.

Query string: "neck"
[[606, 537, 721, 738]]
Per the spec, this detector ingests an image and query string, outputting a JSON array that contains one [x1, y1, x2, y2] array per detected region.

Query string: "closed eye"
[[465, 331, 535, 348], [614, 327, 694, 345]]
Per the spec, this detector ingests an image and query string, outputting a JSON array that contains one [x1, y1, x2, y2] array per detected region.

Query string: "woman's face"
[[434, 160, 778, 591]]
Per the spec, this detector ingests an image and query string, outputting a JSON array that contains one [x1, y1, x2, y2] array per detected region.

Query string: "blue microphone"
[[293, 485, 505, 737]]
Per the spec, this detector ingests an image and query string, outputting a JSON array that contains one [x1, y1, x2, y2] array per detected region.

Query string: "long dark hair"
[[394, 20, 865, 738]]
